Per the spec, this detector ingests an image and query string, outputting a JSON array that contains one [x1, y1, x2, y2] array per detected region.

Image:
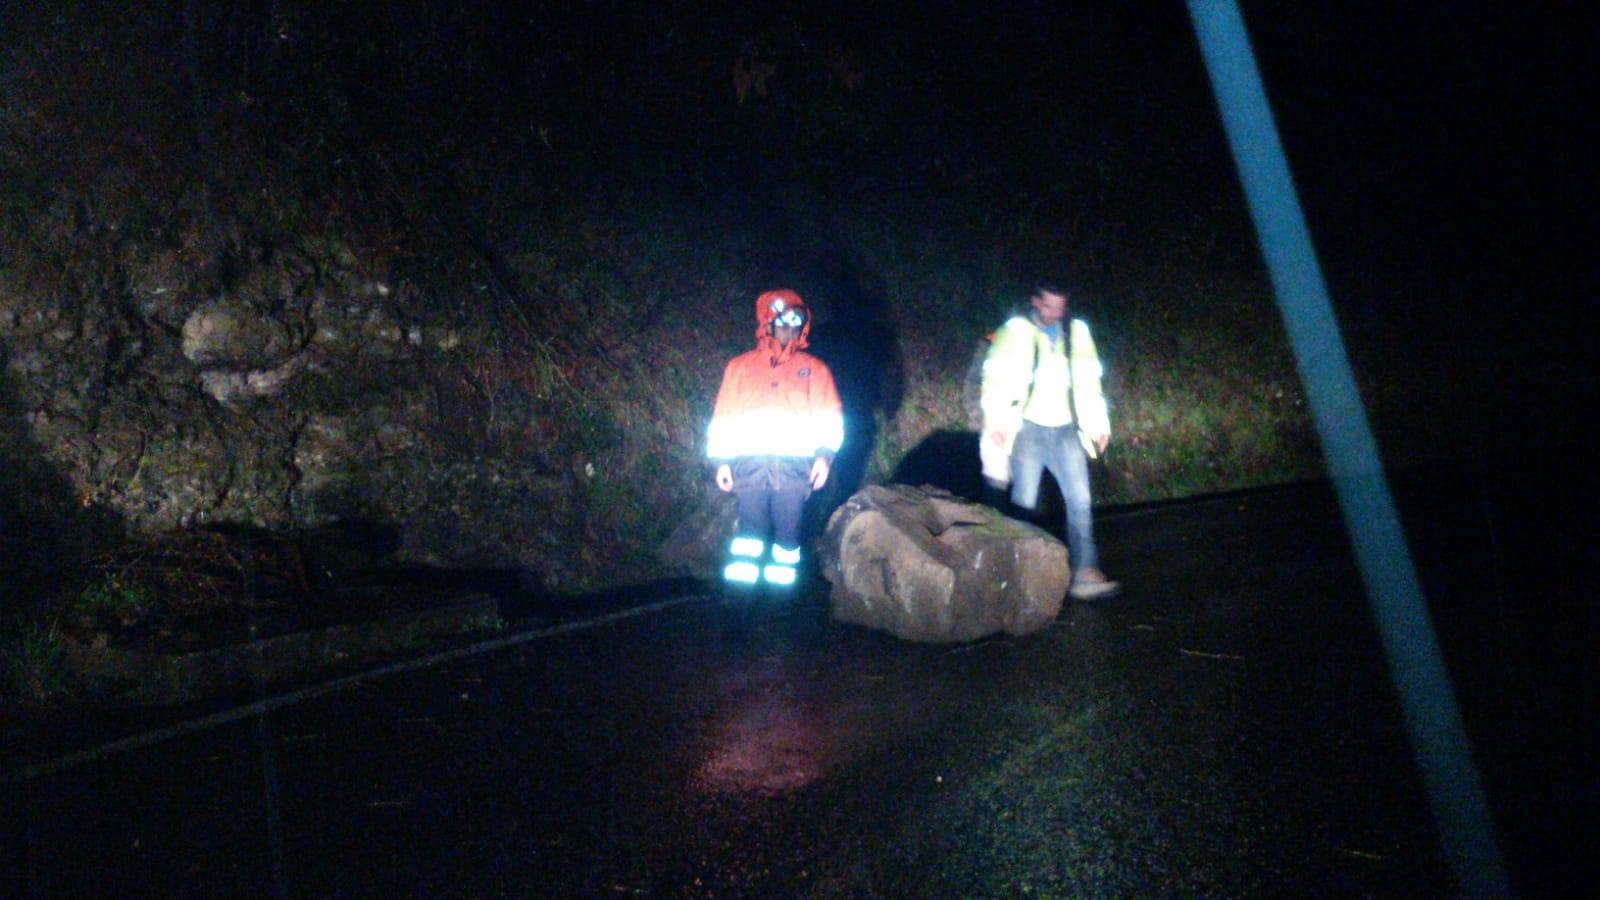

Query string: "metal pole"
[[1185, 2, 1508, 894]]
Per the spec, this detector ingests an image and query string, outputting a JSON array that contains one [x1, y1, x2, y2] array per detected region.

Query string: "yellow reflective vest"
[[980, 316, 1110, 458]]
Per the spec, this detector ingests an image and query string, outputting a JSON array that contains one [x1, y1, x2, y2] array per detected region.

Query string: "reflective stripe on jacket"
[[706, 349, 844, 462]]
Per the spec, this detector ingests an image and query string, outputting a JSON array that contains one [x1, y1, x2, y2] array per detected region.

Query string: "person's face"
[[1031, 290, 1068, 326], [770, 305, 806, 346]]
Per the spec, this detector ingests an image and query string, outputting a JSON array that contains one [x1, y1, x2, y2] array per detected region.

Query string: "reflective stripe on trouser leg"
[[728, 535, 766, 559], [724, 561, 761, 584], [724, 534, 766, 584], [763, 544, 800, 586]]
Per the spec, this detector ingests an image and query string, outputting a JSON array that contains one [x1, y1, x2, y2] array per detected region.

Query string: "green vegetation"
[[72, 574, 150, 617], [2, 620, 68, 704]]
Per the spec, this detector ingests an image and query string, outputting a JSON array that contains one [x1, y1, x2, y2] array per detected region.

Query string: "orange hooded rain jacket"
[[706, 290, 844, 469]]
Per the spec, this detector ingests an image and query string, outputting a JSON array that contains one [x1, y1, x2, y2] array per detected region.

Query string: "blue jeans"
[[1010, 422, 1098, 571]]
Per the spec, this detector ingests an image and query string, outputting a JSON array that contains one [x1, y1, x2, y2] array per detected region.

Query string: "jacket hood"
[[754, 289, 812, 363]]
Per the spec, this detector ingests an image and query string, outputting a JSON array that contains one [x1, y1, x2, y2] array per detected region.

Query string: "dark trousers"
[[729, 456, 813, 551], [734, 484, 809, 550]]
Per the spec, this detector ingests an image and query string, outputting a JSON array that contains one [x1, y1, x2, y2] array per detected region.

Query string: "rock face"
[[820, 485, 1068, 643], [0, 205, 615, 591]]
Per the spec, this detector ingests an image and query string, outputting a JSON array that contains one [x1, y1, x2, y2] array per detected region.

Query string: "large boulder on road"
[[820, 485, 1068, 643]]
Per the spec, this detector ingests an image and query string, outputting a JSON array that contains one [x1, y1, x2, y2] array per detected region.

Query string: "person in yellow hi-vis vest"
[[980, 285, 1120, 600]]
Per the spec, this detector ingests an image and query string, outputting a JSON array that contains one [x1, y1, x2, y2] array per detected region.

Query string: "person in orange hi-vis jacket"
[[706, 289, 844, 590]]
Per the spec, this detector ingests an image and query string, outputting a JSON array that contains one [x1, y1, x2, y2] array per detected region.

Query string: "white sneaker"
[[1069, 568, 1122, 601]]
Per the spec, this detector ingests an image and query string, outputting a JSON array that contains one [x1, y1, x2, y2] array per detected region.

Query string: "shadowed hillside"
[[1, 0, 1491, 603]]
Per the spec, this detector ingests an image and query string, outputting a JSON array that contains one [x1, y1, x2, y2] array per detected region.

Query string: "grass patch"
[[71, 573, 150, 617], [2, 619, 68, 704]]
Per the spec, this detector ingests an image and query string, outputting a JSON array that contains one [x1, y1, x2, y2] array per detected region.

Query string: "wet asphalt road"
[[3, 467, 1592, 896]]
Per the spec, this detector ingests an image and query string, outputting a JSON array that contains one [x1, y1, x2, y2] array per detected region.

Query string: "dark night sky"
[[4, 0, 1589, 343], [1240, 3, 1591, 302], [511, 0, 1590, 321]]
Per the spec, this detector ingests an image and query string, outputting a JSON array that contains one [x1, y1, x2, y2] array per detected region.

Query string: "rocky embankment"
[[1, 202, 601, 597]]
